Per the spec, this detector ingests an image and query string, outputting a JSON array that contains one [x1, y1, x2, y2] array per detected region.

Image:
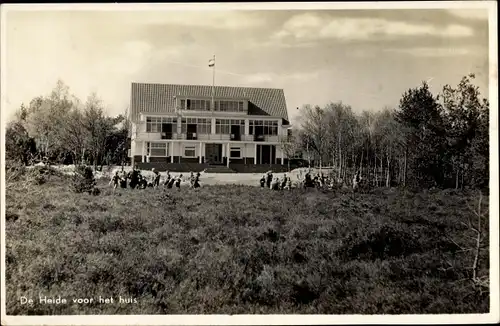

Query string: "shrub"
[[72, 165, 98, 194]]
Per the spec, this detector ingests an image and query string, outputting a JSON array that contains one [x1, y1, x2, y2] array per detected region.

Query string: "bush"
[[29, 165, 60, 185], [72, 165, 98, 194]]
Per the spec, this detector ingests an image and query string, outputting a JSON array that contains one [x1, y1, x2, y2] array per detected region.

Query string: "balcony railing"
[[136, 132, 288, 142]]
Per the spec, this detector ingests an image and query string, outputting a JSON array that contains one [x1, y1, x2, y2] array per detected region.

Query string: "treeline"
[[290, 74, 489, 190], [5, 80, 130, 170]]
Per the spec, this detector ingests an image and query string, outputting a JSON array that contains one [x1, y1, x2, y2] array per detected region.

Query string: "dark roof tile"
[[130, 83, 289, 124]]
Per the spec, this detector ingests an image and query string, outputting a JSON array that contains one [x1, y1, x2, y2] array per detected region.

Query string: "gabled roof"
[[129, 83, 289, 124]]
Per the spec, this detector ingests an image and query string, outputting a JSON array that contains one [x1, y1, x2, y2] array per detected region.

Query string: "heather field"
[[5, 171, 490, 315]]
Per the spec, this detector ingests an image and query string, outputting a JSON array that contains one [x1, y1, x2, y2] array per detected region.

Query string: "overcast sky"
[[1, 3, 492, 124]]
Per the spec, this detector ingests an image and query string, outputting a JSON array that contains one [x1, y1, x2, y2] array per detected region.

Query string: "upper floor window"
[[181, 117, 211, 134], [215, 119, 231, 134], [146, 117, 177, 133], [179, 98, 245, 112], [180, 99, 211, 111], [215, 119, 245, 134], [216, 100, 245, 112], [249, 120, 278, 135]]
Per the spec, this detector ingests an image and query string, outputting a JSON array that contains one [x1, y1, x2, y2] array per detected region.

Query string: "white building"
[[129, 83, 292, 172]]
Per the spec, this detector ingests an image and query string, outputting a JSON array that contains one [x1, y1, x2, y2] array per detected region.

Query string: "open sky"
[[1, 3, 492, 124]]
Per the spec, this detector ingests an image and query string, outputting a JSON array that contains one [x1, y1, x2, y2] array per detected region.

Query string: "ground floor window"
[[183, 145, 196, 157], [147, 142, 167, 156], [230, 147, 242, 159]]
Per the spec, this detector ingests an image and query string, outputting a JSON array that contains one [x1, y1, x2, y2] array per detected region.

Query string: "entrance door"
[[262, 145, 271, 164], [205, 144, 222, 164], [257, 145, 276, 164]]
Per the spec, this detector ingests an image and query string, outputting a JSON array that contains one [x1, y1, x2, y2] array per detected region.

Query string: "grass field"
[[5, 171, 490, 315]]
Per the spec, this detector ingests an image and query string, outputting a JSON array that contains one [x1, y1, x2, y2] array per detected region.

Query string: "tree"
[[440, 73, 489, 189], [61, 101, 87, 165], [24, 80, 74, 160], [395, 81, 447, 188], [279, 128, 301, 171], [297, 104, 330, 169], [5, 121, 37, 165], [323, 101, 359, 182]]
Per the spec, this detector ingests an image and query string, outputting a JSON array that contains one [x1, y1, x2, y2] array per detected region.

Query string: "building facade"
[[129, 83, 292, 172]]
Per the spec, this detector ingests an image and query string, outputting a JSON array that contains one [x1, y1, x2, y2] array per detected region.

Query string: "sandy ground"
[[31, 163, 336, 187]]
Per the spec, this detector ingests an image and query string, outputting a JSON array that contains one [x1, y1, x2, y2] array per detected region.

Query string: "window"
[[231, 119, 245, 127], [146, 117, 177, 133], [184, 146, 196, 157], [230, 147, 241, 158], [179, 99, 244, 112], [216, 119, 231, 134], [214, 100, 245, 112], [249, 120, 278, 135], [192, 99, 210, 111], [180, 99, 211, 111], [197, 118, 211, 134], [147, 142, 167, 156], [181, 118, 211, 134]]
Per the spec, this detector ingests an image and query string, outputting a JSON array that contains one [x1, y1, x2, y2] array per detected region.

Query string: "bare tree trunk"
[[386, 157, 391, 187], [403, 148, 407, 187], [359, 150, 364, 174], [472, 192, 482, 281], [461, 162, 465, 190]]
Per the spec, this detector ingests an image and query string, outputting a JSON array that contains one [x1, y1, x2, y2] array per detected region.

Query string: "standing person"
[[271, 177, 280, 190], [193, 172, 201, 189], [166, 174, 175, 189], [281, 174, 288, 190], [285, 176, 292, 190], [313, 174, 320, 188], [266, 171, 273, 189], [119, 170, 128, 188], [189, 171, 195, 188], [129, 166, 140, 189], [175, 174, 183, 190], [259, 174, 266, 187], [109, 170, 120, 190], [304, 171, 313, 188], [152, 168, 161, 188], [163, 170, 171, 186], [138, 174, 148, 189]]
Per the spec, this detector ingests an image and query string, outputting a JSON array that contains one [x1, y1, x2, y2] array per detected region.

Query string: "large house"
[[128, 83, 293, 172]]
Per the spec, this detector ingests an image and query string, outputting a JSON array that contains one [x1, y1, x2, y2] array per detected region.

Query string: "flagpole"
[[211, 54, 215, 113]]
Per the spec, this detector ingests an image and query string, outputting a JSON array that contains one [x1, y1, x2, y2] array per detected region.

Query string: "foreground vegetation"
[[5, 173, 490, 315]]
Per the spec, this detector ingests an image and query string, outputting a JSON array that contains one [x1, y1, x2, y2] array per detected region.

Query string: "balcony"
[[254, 134, 265, 142], [230, 133, 242, 141], [135, 132, 289, 142], [161, 132, 174, 140]]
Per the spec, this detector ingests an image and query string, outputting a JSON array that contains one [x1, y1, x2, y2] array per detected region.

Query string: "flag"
[[208, 58, 215, 67]]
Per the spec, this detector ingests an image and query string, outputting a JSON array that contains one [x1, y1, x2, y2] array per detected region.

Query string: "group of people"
[[259, 171, 293, 190], [109, 166, 201, 191], [260, 169, 365, 192]]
